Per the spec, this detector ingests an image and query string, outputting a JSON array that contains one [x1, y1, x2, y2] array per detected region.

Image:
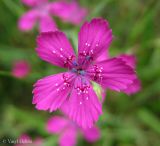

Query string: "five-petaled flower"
[[46, 115, 100, 146], [19, 0, 87, 32], [32, 18, 138, 129]]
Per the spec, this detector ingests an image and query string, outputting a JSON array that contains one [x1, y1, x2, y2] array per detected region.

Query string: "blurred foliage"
[[0, 0, 160, 146]]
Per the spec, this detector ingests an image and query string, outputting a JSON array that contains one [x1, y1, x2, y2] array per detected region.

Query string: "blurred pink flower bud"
[[12, 60, 30, 78]]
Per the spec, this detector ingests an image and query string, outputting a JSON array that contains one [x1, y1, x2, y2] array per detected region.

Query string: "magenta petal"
[[18, 10, 39, 31], [36, 31, 76, 68], [123, 78, 141, 95], [95, 50, 109, 62], [82, 126, 100, 142], [117, 54, 141, 94], [22, 0, 48, 7], [59, 127, 77, 146], [32, 72, 76, 112], [118, 54, 137, 69], [62, 77, 102, 129], [87, 58, 136, 92], [46, 116, 68, 134], [39, 15, 57, 32], [78, 18, 113, 65], [50, 1, 87, 25]]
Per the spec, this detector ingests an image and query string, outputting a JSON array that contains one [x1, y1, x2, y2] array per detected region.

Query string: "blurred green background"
[[0, 0, 160, 146]]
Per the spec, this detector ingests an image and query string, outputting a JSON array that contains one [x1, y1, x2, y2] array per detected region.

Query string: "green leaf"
[[137, 109, 160, 134]]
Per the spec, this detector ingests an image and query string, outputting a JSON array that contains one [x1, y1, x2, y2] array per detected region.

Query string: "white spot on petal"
[[52, 50, 56, 54], [80, 102, 82, 105], [100, 67, 103, 70]]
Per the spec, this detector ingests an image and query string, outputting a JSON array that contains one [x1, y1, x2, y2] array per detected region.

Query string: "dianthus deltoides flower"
[[46, 115, 100, 146], [32, 18, 137, 128], [19, 0, 87, 32]]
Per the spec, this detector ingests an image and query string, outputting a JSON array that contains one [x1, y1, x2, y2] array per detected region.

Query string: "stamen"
[[86, 56, 91, 60], [90, 50, 93, 54], [75, 84, 90, 95], [72, 60, 78, 66], [79, 70, 86, 76], [71, 68, 77, 73], [92, 65, 104, 82], [62, 73, 71, 87], [63, 55, 75, 67]]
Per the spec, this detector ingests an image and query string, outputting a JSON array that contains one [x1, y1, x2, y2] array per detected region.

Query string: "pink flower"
[[15, 134, 43, 146], [12, 60, 30, 78], [19, 0, 87, 32], [32, 18, 137, 128], [50, 1, 87, 25], [46, 115, 100, 146]]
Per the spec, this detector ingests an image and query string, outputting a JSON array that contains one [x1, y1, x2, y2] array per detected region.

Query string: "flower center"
[[71, 61, 86, 76], [71, 68, 86, 76]]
